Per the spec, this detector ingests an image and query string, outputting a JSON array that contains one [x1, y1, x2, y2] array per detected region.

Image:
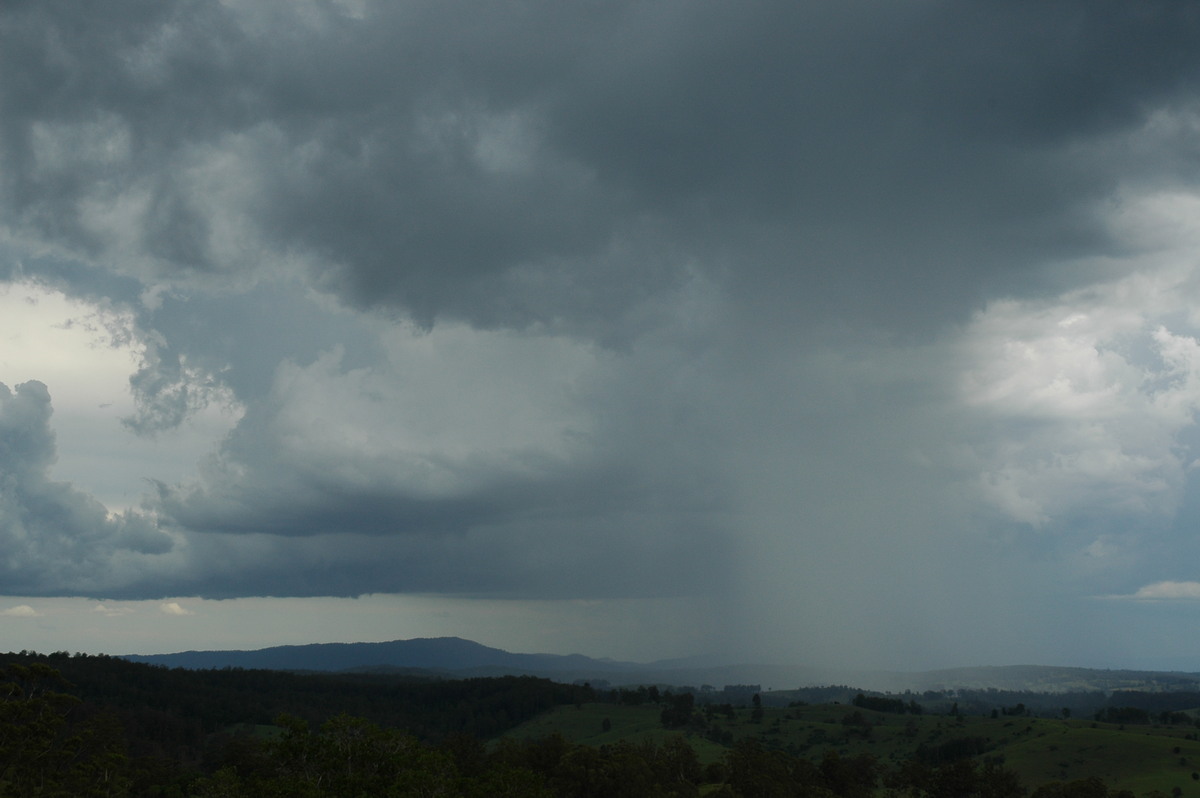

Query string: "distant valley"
[[122, 637, 1200, 694]]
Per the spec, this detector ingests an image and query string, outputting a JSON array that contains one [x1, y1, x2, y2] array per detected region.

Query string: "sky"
[[4, 1, 1200, 673]]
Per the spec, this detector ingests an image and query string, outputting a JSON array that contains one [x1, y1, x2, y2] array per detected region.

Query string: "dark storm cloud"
[[4, 1, 1200, 335], [147, 509, 732, 601]]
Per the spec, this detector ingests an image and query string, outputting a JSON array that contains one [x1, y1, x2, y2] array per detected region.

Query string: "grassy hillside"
[[502, 701, 1200, 795]]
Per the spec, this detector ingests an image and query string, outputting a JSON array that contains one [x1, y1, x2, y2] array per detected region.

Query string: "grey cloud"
[[141, 506, 732, 602], [124, 339, 226, 434], [7, 1, 1200, 668], [5, 1, 1200, 336], [144, 346, 733, 600], [0, 380, 54, 470], [0, 381, 175, 595], [139, 283, 381, 397]]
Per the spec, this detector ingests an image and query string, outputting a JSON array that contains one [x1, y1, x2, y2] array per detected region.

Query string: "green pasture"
[[498, 703, 729, 762], [502, 701, 1200, 795], [1000, 721, 1200, 796]]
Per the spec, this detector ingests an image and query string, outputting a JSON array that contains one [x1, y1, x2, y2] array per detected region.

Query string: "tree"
[[660, 692, 696, 729], [725, 737, 795, 798], [0, 662, 130, 797], [750, 693, 764, 723], [251, 712, 459, 797]]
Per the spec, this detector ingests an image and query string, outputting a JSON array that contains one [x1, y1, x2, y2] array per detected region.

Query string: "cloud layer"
[[4, 1, 1200, 667]]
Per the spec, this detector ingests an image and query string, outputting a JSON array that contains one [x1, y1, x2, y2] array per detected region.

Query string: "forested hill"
[[120, 636, 634, 675], [3, 649, 594, 743], [9, 649, 1200, 796], [0, 649, 601, 795]]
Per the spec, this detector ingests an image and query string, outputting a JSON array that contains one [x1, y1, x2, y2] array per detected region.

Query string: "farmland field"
[[503, 700, 1200, 795]]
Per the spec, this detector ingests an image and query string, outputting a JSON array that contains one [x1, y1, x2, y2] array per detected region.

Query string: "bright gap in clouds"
[[0, 281, 238, 513], [0, 594, 713, 661]]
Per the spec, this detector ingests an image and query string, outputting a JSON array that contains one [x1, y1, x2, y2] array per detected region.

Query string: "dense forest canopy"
[[4, 651, 1200, 797]]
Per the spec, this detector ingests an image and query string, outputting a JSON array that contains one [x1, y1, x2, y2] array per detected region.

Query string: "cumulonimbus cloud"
[[5, 1, 1200, 669]]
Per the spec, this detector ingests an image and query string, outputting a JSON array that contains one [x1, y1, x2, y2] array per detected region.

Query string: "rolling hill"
[[121, 637, 1200, 695]]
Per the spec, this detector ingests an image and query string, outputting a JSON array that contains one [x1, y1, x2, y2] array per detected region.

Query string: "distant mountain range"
[[120, 637, 841, 687], [120, 637, 1200, 694]]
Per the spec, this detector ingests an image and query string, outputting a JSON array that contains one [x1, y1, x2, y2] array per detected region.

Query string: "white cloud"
[[1, 604, 39, 617], [160, 601, 194, 616], [1112, 581, 1200, 601], [959, 191, 1200, 529]]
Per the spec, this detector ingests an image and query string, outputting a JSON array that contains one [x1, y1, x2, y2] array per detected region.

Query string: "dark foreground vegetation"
[[5, 650, 1200, 797]]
